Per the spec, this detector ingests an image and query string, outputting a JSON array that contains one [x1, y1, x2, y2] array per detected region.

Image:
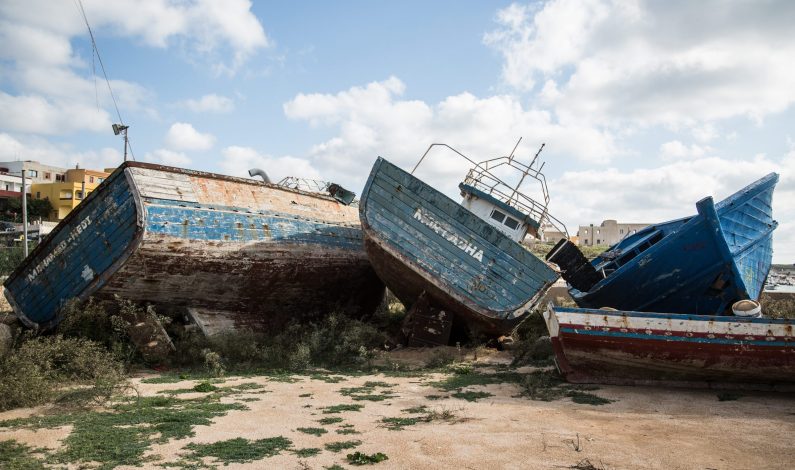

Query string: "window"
[[596, 239, 601, 244], [56, 174, 64, 182], [97, 178, 104, 184], [89, 176, 94, 183], [620, 229, 624, 234], [597, 229, 600, 234], [490, 209, 506, 223], [584, 229, 588, 235], [36, 192, 40, 199], [44, 172, 51, 179], [504, 217, 519, 230], [59, 190, 73, 200], [28, 170, 38, 178], [76, 191, 84, 200]]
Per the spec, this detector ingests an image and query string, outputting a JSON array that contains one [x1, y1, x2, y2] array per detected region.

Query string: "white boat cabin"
[[459, 183, 537, 242]]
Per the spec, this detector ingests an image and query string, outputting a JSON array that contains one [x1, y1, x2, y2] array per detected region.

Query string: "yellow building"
[[31, 167, 111, 221]]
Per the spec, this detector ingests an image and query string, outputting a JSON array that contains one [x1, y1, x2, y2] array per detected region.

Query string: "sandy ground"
[[1, 349, 794, 470]]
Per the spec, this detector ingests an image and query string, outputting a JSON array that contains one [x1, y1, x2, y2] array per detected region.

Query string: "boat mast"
[[507, 142, 544, 206]]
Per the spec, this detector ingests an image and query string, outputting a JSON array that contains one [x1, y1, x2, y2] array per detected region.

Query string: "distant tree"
[[2, 196, 54, 222]]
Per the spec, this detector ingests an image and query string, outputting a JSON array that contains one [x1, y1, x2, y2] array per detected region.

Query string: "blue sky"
[[1, 0, 793, 261]]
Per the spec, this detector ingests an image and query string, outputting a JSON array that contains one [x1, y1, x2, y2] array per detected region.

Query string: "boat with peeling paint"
[[543, 303, 795, 389], [359, 142, 564, 344], [547, 173, 779, 316], [4, 162, 384, 331]]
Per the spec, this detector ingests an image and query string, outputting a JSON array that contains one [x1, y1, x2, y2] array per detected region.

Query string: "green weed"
[[294, 447, 322, 458], [347, 451, 389, 465], [324, 440, 362, 453], [184, 436, 292, 464], [318, 417, 344, 425], [297, 427, 327, 436], [323, 404, 364, 414], [451, 390, 493, 402]]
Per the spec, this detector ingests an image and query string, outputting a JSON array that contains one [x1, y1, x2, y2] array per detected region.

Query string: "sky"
[[0, 0, 793, 262]]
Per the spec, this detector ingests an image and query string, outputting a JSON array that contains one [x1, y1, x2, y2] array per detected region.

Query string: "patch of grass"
[[347, 451, 389, 465], [717, 392, 742, 401], [380, 417, 420, 431], [430, 370, 524, 391], [193, 382, 218, 392], [325, 465, 346, 470], [336, 428, 360, 435], [294, 447, 322, 458], [140, 375, 186, 384], [311, 374, 347, 383], [1, 394, 248, 469], [297, 427, 327, 436], [184, 436, 292, 464], [521, 370, 613, 405], [424, 348, 457, 368], [451, 390, 493, 402], [568, 391, 612, 405], [339, 381, 397, 402], [0, 440, 47, 469], [425, 394, 446, 400], [299, 393, 313, 398], [323, 404, 364, 414], [402, 405, 428, 414], [267, 373, 300, 383], [318, 417, 344, 425], [324, 440, 362, 453]]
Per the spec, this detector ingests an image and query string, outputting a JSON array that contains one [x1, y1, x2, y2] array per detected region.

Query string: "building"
[[539, 222, 568, 244], [0, 172, 23, 193], [577, 219, 650, 247], [0, 161, 68, 185], [31, 167, 111, 221]]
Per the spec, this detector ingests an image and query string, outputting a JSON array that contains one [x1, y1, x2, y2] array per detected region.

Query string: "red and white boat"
[[543, 304, 795, 390]]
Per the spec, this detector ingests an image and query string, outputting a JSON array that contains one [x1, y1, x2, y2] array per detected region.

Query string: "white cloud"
[[164, 122, 215, 151], [182, 94, 234, 113], [283, 77, 619, 197], [144, 149, 192, 167], [549, 151, 795, 262], [0, 0, 268, 141], [659, 140, 710, 160], [0, 92, 110, 135], [0, 132, 123, 170], [485, 0, 795, 127], [219, 146, 321, 183]]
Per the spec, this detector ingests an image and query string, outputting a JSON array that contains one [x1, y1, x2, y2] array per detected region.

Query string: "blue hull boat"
[[360, 143, 563, 343], [547, 173, 779, 316], [4, 162, 384, 331]]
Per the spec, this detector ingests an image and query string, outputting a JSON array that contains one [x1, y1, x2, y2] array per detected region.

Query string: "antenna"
[[507, 142, 545, 205]]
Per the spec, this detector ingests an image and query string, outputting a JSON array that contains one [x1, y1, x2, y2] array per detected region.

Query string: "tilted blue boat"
[[4, 162, 384, 332], [359, 142, 563, 344], [547, 173, 779, 316]]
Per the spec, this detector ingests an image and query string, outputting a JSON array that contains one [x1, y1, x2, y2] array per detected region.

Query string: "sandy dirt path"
[[1, 350, 793, 469]]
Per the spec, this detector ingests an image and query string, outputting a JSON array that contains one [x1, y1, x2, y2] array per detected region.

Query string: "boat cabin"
[[459, 183, 538, 242]]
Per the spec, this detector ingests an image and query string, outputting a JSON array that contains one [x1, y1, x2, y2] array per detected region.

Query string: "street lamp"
[[112, 123, 129, 162]]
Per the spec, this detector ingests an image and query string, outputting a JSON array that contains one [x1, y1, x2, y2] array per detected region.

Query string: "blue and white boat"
[[359, 142, 564, 344], [547, 173, 779, 316], [4, 162, 384, 332]]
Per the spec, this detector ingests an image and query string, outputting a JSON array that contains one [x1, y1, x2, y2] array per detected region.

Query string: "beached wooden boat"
[[547, 173, 779, 316], [4, 162, 384, 331], [543, 304, 795, 389], [359, 143, 562, 344]]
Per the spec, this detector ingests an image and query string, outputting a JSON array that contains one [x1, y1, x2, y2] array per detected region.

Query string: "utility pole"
[[21, 169, 28, 257]]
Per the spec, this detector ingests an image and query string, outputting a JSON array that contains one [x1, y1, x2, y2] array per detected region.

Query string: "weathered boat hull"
[[4, 162, 384, 330], [551, 173, 778, 316], [359, 157, 558, 337], [544, 304, 795, 389]]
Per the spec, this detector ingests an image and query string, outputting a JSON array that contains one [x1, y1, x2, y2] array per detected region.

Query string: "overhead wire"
[[74, 0, 135, 161]]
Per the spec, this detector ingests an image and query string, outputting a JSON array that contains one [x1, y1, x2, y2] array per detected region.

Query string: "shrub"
[[0, 334, 125, 411]]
